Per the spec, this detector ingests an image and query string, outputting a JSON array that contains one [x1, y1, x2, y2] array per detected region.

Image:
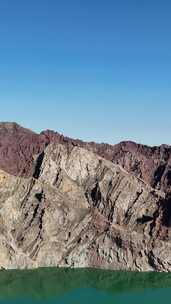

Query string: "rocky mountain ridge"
[[0, 122, 171, 194], [0, 122, 170, 271]]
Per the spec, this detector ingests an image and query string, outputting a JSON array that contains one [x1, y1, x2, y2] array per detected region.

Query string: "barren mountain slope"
[[0, 122, 171, 271], [0, 143, 170, 271], [0, 122, 170, 195]]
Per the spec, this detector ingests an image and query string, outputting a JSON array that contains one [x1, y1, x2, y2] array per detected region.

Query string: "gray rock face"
[[0, 142, 170, 271]]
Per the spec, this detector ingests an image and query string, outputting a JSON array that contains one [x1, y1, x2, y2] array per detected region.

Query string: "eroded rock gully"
[[0, 122, 170, 271]]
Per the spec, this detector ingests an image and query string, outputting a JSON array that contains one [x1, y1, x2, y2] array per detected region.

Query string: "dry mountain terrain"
[[0, 122, 171, 271]]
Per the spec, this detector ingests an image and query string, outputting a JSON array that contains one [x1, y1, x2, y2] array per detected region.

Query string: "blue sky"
[[0, 0, 171, 146]]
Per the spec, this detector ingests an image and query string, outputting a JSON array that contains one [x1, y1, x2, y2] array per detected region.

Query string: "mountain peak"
[[0, 121, 170, 195], [0, 122, 35, 134]]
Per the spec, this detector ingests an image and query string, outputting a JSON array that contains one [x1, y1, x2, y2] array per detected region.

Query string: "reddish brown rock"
[[0, 125, 170, 271], [0, 122, 170, 195], [0, 122, 48, 177]]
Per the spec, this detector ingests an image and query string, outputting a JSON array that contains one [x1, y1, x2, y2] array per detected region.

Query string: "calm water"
[[0, 267, 171, 303]]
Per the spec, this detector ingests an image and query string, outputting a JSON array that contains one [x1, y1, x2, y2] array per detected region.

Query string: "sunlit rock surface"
[[0, 123, 170, 271]]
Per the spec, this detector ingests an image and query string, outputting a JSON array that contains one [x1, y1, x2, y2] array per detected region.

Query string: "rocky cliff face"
[[1, 122, 170, 194], [0, 122, 171, 271]]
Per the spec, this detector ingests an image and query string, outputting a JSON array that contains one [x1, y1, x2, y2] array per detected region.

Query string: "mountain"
[[0, 122, 171, 194], [0, 122, 170, 271]]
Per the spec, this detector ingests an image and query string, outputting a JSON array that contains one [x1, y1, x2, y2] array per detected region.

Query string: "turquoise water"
[[0, 268, 171, 303]]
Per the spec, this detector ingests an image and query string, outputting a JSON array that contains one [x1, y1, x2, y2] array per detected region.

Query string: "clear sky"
[[0, 0, 171, 146]]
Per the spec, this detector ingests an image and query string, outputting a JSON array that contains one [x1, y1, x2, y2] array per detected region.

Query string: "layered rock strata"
[[0, 122, 170, 271]]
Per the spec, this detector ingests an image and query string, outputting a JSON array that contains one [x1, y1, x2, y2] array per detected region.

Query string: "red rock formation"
[[0, 123, 171, 271], [0, 122, 170, 194], [0, 123, 47, 176]]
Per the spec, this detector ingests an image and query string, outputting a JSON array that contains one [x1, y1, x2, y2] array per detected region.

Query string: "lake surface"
[[0, 267, 171, 303]]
